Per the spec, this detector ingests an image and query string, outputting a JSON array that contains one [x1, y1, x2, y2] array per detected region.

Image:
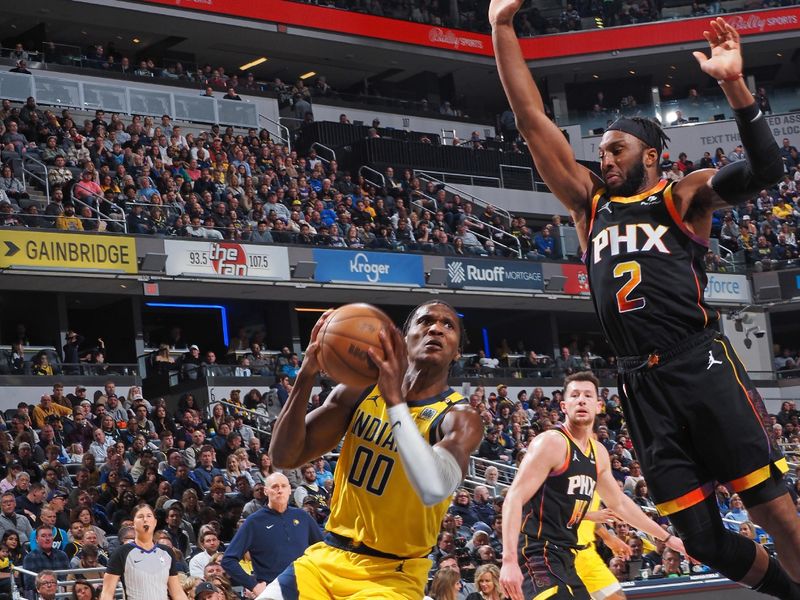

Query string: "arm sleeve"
[[221, 520, 258, 590], [386, 404, 464, 506], [711, 104, 784, 204]]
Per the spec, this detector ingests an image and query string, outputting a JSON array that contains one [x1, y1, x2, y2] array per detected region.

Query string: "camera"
[[753, 329, 766, 339]]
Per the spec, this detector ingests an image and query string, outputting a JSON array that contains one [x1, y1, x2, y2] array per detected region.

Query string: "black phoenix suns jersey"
[[520, 426, 598, 550], [585, 179, 719, 356]]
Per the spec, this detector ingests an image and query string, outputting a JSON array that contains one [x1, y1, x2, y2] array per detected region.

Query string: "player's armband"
[[710, 103, 783, 204]]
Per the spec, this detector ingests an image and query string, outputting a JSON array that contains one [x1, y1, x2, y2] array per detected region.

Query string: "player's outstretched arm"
[[596, 524, 633, 559], [270, 311, 361, 468], [370, 326, 483, 506], [490, 0, 600, 215], [500, 432, 566, 600], [676, 17, 782, 213], [594, 444, 686, 555]]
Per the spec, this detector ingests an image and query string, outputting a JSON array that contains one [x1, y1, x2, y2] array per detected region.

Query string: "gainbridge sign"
[[0, 230, 137, 273], [163, 240, 290, 280]]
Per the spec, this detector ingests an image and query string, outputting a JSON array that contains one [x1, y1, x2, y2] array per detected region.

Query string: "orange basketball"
[[317, 303, 394, 387]]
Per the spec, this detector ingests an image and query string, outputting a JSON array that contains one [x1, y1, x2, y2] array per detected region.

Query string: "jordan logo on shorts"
[[707, 350, 723, 370]]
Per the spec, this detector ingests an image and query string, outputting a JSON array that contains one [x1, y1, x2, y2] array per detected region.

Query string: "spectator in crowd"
[[33, 570, 59, 600], [188, 526, 220, 578], [23, 526, 70, 592], [221, 473, 321, 596], [0, 491, 33, 539], [191, 446, 222, 494], [652, 547, 684, 578], [292, 463, 329, 509], [31, 395, 72, 429], [437, 554, 476, 599]]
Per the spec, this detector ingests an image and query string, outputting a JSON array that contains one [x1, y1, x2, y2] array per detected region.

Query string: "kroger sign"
[[312, 249, 425, 286]]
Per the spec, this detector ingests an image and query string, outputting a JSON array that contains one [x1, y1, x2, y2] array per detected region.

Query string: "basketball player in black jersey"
[[499, 372, 684, 600], [492, 2, 800, 597]]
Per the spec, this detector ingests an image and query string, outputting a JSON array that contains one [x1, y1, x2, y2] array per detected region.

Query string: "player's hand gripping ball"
[[317, 303, 394, 387]]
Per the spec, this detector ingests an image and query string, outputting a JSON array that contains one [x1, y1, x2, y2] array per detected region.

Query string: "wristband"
[[663, 533, 673, 544], [717, 73, 743, 85]]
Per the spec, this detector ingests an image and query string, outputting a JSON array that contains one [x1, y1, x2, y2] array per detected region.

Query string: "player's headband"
[[605, 117, 665, 156]]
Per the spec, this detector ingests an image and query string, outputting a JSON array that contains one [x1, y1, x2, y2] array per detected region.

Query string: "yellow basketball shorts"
[[262, 541, 431, 600], [574, 544, 621, 599]]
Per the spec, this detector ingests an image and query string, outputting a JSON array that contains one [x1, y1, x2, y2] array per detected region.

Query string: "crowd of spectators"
[[0, 85, 797, 268], [4, 331, 800, 598], [656, 136, 799, 271], [0, 98, 567, 260], [0, 375, 760, 600], [0, 378, 336, 599]]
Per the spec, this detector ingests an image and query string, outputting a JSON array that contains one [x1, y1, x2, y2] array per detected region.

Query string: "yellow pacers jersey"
[[326, 386, 465, 558], [576, 490, 601, 547]]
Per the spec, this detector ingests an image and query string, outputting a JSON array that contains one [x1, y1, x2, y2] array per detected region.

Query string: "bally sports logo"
[[428, 27, 484, 50], [727, 12, 797, 33], [447, 259, 544, 290]]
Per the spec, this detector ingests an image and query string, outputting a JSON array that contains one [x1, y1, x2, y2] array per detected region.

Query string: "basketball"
[[317, 303, 394, 387]]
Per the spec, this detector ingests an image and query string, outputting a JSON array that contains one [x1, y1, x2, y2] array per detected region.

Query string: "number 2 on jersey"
[[614, 260, 646, 313]]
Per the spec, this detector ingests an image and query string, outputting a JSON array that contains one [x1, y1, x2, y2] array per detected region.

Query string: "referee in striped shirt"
[[99, 504, 188, 600]]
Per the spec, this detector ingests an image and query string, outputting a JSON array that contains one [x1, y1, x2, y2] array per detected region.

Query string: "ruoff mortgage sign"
[[445, 258, 544, 291]]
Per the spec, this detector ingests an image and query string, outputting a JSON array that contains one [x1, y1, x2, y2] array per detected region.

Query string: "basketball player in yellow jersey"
[[260, 300, 483, 600], [575, 494, 631, 600]]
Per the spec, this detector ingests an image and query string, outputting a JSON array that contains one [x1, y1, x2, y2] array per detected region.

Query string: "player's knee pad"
[[681, 525, 756, 582]]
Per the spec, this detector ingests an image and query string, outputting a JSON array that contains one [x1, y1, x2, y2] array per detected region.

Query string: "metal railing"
[[209, 399, 273, 439], [258, 113, 292, 153], [71, 189, 127, 234], [469, 455, 517, 486], [778, 442, 800, 469], [310, 142, 336, 166], [463, 215, 522, 259], [414, 169, 501, 189], [0, 70, 259, 128], [404, 185, 522, 258], [12, 565, 124, 600], [414, 171, 513, 228], [21, 155, 50, 202], [358, 165, 386, 190]]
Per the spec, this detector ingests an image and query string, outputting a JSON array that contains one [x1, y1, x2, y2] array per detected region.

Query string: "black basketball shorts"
[[618, 331, 787, 516], [519, 541, 590, 600]]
